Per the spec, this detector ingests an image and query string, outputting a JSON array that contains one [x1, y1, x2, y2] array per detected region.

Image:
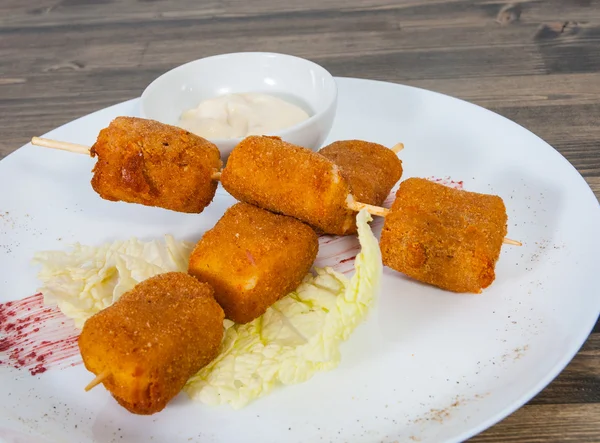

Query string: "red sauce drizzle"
[[0, 293, 81, 376]]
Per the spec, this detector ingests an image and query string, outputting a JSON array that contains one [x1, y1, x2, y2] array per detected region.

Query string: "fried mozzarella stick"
[[319, 140, 403, 206], [78, 272, 224, 415], [221, 136, 364, 235], [188, 202, 319, 324], [380, 178, 508, 293]]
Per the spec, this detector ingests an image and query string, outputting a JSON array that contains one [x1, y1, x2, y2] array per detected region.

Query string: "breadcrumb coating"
[[90, 117, 222, 213], [320, 140, 403, 206], [188, 202, 319, 324], [78, 272, 224, 415], [221, 136, 357, 235], [380, 178, 507, 293]]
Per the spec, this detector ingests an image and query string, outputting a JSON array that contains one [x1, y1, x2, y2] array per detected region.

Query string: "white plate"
[[1, 78, 599, 443]]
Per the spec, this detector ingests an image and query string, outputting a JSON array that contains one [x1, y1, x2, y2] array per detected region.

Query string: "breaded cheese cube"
[[90, 117, 222, 213], [78, 272, 224, 415], [220, 135, 357, 235], [188, 202, 319, 324], [319, 140, 403, 206], [380, 178, 507, 293]]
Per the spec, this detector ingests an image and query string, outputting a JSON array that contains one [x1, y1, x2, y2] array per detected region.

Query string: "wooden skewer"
[[391, 142, 404, 154], [31, 137, 520, 246], [84, 370, 110, 392], [31, 137, 90, 155], [30, 137, 222, 180], [31, 136, 400, 181], [346, 199, 391, 217]]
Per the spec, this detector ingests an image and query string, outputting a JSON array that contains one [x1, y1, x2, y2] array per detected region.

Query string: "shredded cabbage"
[[32, 235, 193, 328], [32, 209, 382, 408]]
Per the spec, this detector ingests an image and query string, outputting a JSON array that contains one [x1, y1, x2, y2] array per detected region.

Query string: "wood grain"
[[470, 404, 600, 442], [0, 0, 599, 441]]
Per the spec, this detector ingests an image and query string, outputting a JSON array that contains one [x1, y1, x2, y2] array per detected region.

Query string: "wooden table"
[[1, 1, 598, 441]]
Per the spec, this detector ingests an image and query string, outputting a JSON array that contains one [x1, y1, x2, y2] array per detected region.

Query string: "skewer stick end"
[[30, 136, 91, 155], [391, 142, 404, 154], [503, 238, 522, 246], [85, 370, 110, 392]]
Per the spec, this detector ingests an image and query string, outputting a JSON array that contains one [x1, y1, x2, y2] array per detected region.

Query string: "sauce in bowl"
[[178, 92, 310, 139]]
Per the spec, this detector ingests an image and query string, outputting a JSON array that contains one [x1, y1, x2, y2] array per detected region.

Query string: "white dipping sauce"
[[178, 92, 310, 139]]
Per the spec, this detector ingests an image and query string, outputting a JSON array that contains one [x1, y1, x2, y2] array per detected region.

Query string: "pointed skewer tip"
[[84, 370, 110, 392]]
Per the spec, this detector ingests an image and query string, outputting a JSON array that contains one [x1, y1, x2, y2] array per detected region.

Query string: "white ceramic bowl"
[[140, 52, 337, 160]]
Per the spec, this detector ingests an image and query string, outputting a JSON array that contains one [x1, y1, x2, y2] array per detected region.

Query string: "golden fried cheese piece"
[[320, 140, 403, 206], [188, 202, 319, 324], [90, 117, 222, 213], [380, 178, 507, 293], [220, 135, 357, 235], [78, 272, 224, 415]]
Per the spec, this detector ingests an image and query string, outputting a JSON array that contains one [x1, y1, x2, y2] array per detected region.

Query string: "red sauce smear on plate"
[[0, 293, 81, 376]]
